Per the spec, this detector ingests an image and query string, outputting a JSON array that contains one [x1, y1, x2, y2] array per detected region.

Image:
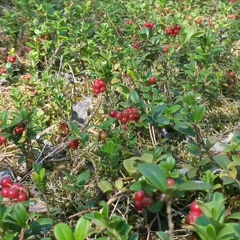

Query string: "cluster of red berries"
[[163, 44, 171, 53], [0, 68, 7, 75], [126, 20, 134, 25], [165, 25, 181, 37], [134, 190, 154, 211], [93, 79, 106, 95], [21, 74, 32, 81], [185, 201, 203, 225], [144, 22, 155, 29], [69, 139, 79, 149], [134, 178, 176, 211], [7, 55, 16, 63], [229, 14, 238, 19], [109, 107, 140, 124], [1, 177, 29, 202], [0, 135, 7, 146], [14, 123, 25, 135]]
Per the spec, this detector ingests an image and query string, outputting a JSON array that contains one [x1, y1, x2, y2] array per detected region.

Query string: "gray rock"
[[72, 96, 92, 126]]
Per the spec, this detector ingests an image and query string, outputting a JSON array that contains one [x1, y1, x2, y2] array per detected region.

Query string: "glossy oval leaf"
[[193, 105, 206, 123], [177, 181, 212, 191], [54, 223, 75, 240], [138, 163, 168, 192], [130, 90, 140, 104], [74, 217, 90, 240], [174, 122, 196, 137]]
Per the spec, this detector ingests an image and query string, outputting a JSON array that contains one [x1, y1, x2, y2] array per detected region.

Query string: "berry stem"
[[166, 195, 174, 240]]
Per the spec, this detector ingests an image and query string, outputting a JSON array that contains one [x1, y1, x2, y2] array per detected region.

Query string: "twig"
[[68, 207, 98, 219], [166, 196, 174, 240]]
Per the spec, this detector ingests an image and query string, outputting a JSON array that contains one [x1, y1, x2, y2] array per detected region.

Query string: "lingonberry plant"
[[0, 0, 239, 239]]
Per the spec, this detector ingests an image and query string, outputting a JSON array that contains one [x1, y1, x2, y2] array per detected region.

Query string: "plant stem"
[[166, 196, 174, 240]]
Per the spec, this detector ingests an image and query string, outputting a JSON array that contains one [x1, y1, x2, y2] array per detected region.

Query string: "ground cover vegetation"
[[0, 0, 240, 239]]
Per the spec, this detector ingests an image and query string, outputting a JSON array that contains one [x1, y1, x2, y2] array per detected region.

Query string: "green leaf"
[[74, 217, 90, 240], [227, 212, 240, 220], [28, 218, 53, 236], [1, 111, 9, 125], [62, 184, 79, 193], [156, 231, 169, 240], [123, 158, 139, 176], [187, 142, 199, 155], [13, 203, 27, 227], [75, 171, 90, 187], [98, 180, 113, 193], [220, 176, 236, 185], [155, 116, 170, 125], [177, 181, 212, 191], [70, 121, 81, 136], [141, 153, 153, 163], [174, 122, 196, 137], [193, 105, 206, 123], [213, 155, 232, 171], [166, 105, 181, 114], [129, 233, 139, 240], [115, 179, 123, 189], [138, 163, 168, 192], [130, 90, 140, 104], [54, 223, 75, 240], [153, 103, 167, 119]]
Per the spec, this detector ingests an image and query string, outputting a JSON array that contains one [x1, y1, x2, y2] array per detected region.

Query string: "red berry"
[[134, 113, 140, 121], [0, 68, 7, 74], [100, 86, 106, 93], [149, 77, 157, 84], [128, 114, 135, 121], [142, 197, 154, 207], [228, 72, 235, 78], [115, 112, 123, 120], [163, 47, 169, 53], [168, 178, 175, 187], [94, 88, 100, 95], [121, 117, 128, 124], [1, 177, 13, 188], [195, 19, 202, 25], [94, 82, 101, 89], [130, 107, 138, 114], [165, 27, 172, 34], [135, 200, 145, 211], [7, 56, 16, 63], [135, 190, 146, 201], [190, 201, 203, 215], [122, 109, 130, 118], [69, 139, 79, 149], [18, 192, 28, 202], [0, 136, 7, 144], [99, 80, 106, 87], [1, 187, 10, 198], [185, 212, 201, 225], [15, 127, 24, 135], [109, 110, 117, 118], [8, 188, 19, 199], [134, 42, 142, 50], [175, 25, 181, 31]]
